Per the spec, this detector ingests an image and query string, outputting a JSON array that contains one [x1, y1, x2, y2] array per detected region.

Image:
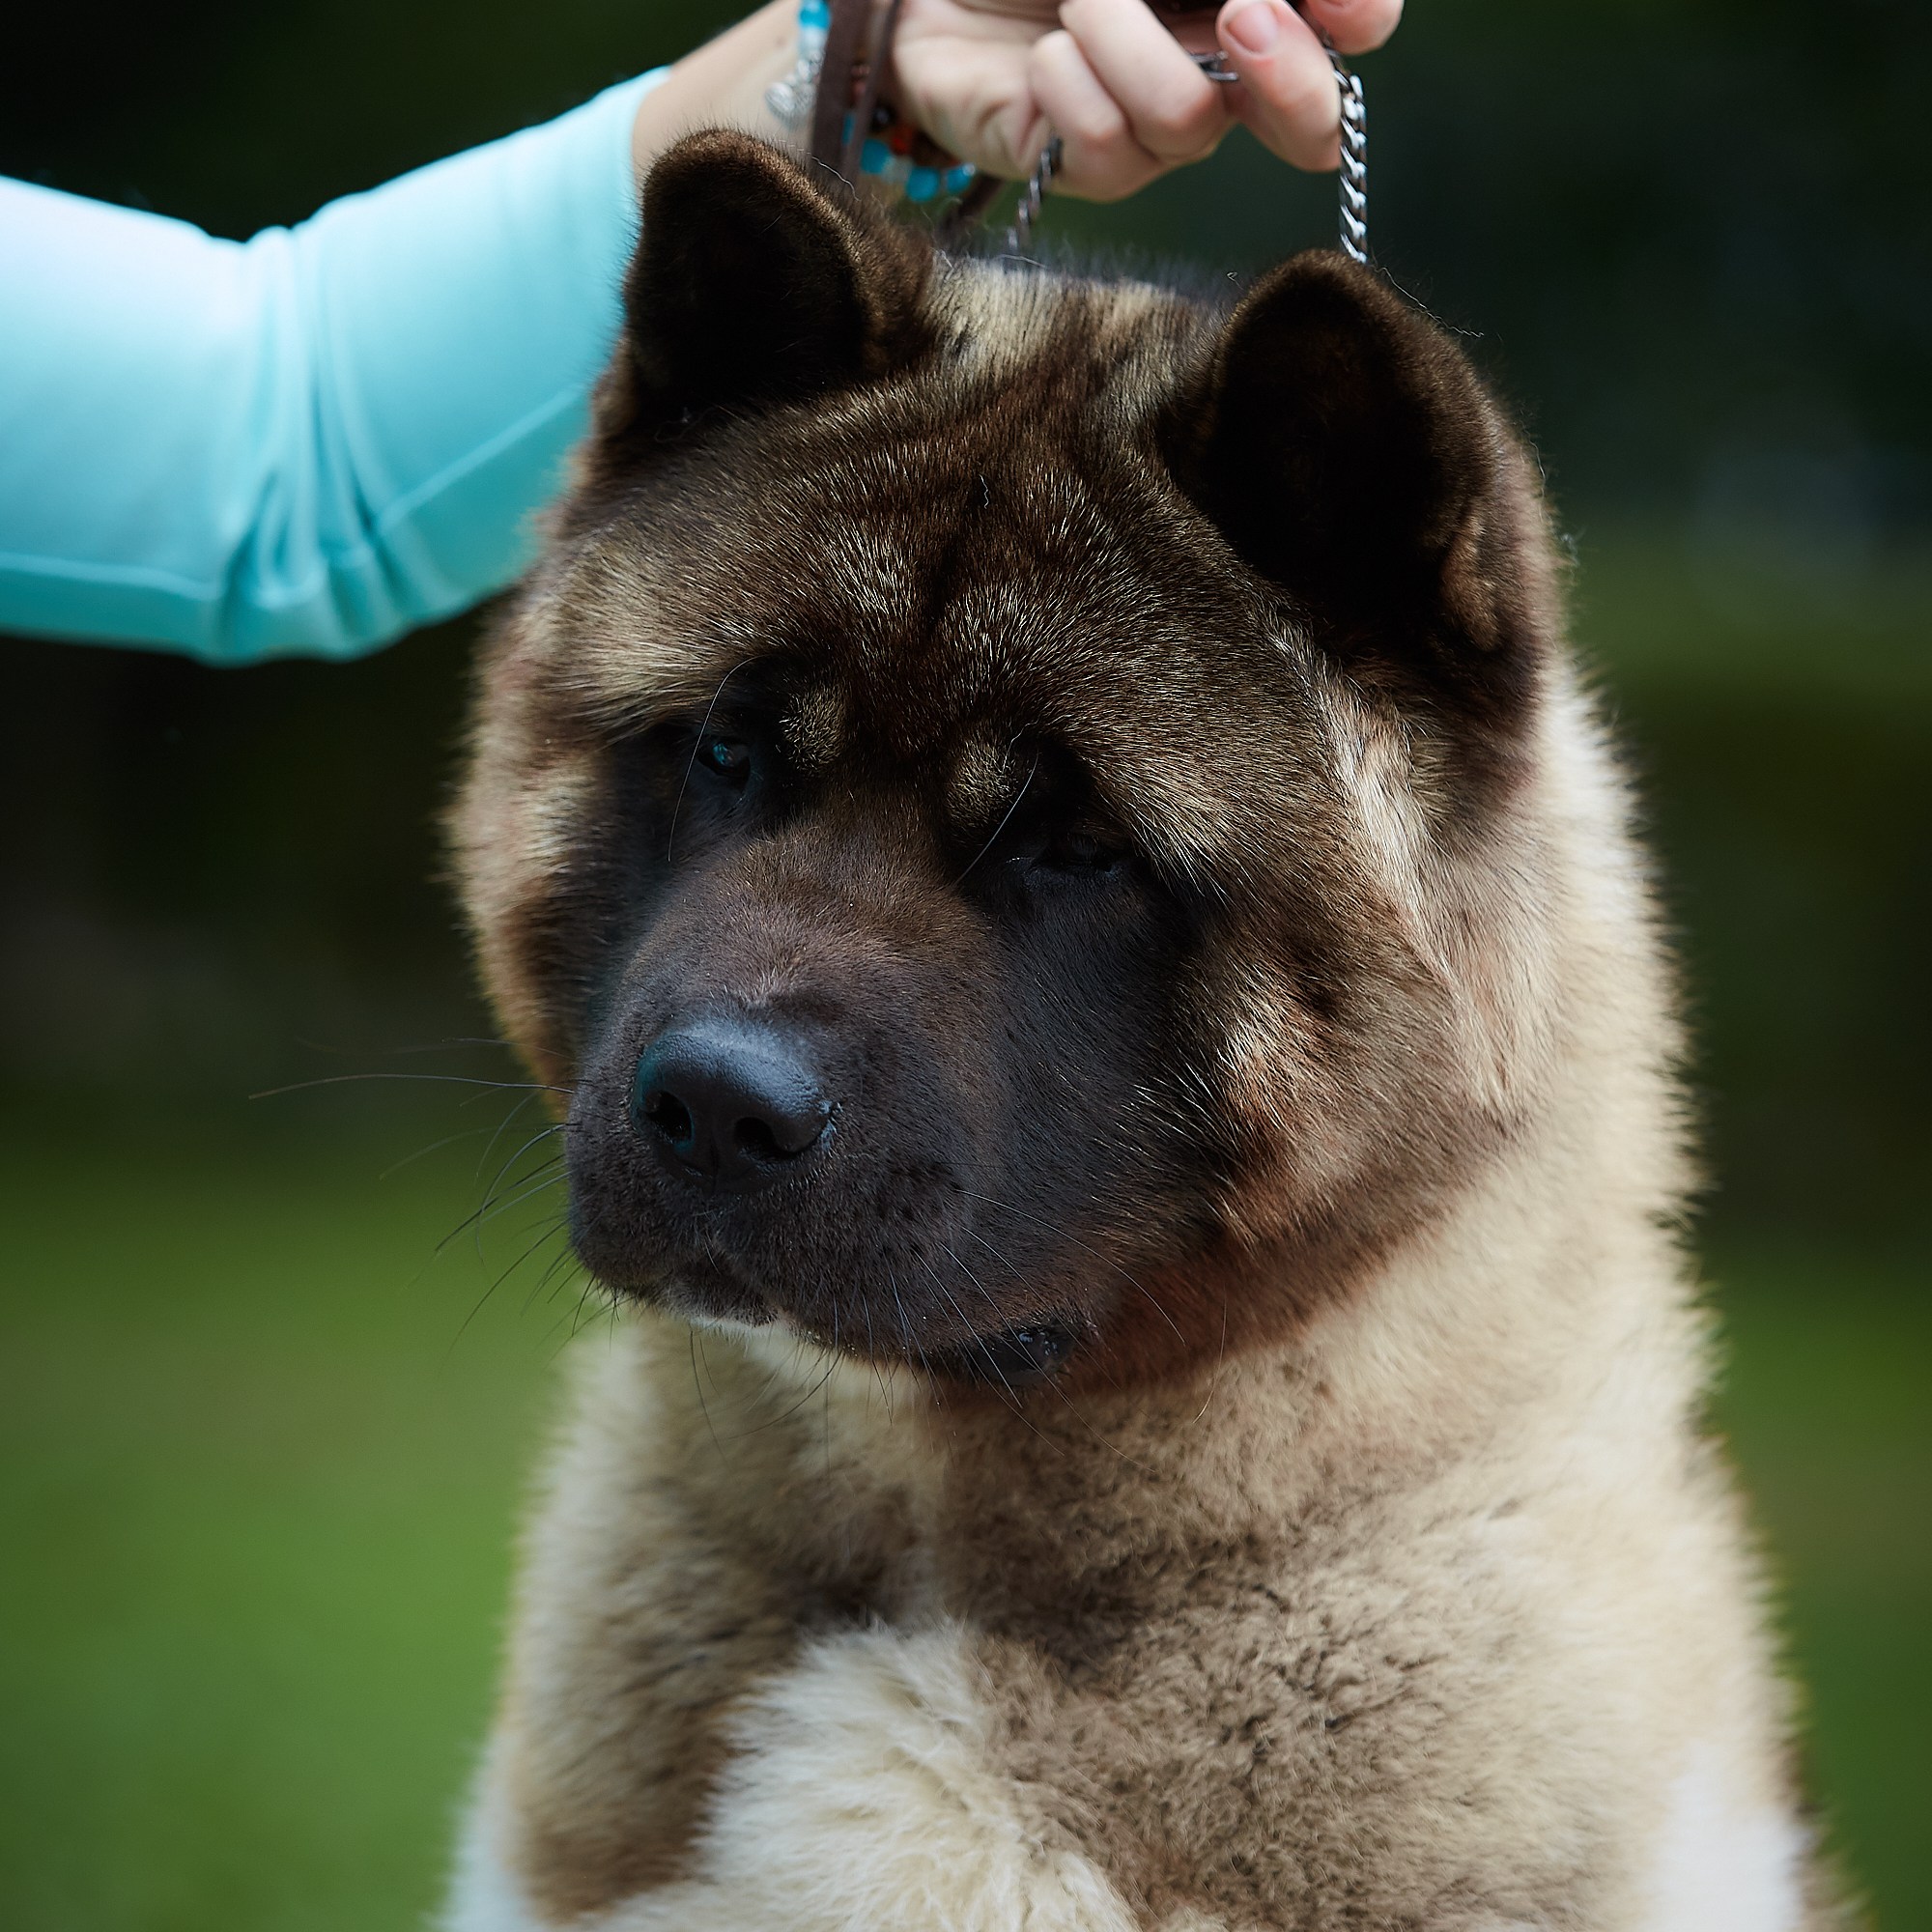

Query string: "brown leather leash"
[[802, 0, 1366, 260], [806, 0, 1003, 235]]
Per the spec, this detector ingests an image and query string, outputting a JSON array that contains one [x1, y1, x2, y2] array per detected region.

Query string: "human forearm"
[[0, 74, 663, 661], [631, 0, 804, 184]]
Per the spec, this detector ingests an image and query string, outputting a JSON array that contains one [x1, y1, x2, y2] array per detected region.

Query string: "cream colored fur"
[[443, 659, 1836, 1929]]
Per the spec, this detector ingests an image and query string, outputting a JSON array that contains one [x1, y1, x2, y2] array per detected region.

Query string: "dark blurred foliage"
[[2, 0, 1927, 1248]]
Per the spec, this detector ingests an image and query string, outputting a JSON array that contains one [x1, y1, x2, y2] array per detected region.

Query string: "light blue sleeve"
[[0, 71, 665, 663]]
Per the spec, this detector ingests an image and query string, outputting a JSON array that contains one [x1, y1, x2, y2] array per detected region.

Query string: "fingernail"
[[1224, 0, 1282, 55]]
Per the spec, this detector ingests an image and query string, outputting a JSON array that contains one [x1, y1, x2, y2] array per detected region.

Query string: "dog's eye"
[[698, 735, 752, 786], [1034, 827, 1125, 877]]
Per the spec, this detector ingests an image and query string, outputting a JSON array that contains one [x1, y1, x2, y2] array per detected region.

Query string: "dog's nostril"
[[641, 1089, 695, 1150], [630, 1019, 833, 1192]]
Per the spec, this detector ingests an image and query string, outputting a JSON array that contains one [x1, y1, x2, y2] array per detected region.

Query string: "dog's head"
[[455, 132, 1563, 1392]]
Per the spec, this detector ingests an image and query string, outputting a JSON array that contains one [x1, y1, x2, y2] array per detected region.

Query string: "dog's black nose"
[[631, 1019, 832, 1189]]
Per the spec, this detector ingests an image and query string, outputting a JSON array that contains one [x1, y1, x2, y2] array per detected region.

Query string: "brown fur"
[[442, 133, 1848, 1931]]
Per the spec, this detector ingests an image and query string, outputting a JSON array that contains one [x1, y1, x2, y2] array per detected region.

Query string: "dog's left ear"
[[1165, 252, 1550, 723], [585, 129, 934, 472]]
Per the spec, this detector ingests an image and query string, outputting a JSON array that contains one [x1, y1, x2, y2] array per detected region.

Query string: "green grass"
[[0, 1122, 569, 1932], [1711, 1251, 1932, 1928], [0, 1128, 1925, 1928]]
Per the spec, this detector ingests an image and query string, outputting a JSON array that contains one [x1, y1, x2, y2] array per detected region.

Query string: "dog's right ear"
[[1164, 252, 1551, 733], [588, 130, 934, 466]]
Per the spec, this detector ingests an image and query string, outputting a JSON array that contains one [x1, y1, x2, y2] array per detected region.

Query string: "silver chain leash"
[[1004, 27, 1367, 265], [1333, 48, 1367, 264], [1003, 135, 1063, 255]]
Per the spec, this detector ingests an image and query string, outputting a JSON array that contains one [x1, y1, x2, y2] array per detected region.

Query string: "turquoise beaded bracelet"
[[766, 0, 979, 206]]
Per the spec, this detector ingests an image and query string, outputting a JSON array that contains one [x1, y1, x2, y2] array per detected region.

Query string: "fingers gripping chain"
[[1005, 25, 1366, 263], [802, 0, 1367, 266]]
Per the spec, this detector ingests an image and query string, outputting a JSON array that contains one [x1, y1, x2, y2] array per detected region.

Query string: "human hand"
[[890, 0, 1401, 198], [629, 0, 1399, 203]]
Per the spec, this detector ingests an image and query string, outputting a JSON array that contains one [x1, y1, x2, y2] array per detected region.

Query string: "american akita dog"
[[444, 130, 1844, 1931]]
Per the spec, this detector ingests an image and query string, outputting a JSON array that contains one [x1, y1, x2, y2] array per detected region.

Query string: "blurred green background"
[[2, 0, 1927, 1925]]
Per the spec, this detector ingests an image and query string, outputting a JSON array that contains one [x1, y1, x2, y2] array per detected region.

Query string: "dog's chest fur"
[[443, 133, 1842, 1931], [454, 1231, 1812, 1932]]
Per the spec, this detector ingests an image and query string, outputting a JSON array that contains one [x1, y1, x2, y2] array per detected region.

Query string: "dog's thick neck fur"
[[446, 134, 1840, 1932]]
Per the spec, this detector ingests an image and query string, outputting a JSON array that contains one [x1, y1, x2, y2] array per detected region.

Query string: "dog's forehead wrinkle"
[[823, 604, 1329, 888], [545, 283, 1364, 870]]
